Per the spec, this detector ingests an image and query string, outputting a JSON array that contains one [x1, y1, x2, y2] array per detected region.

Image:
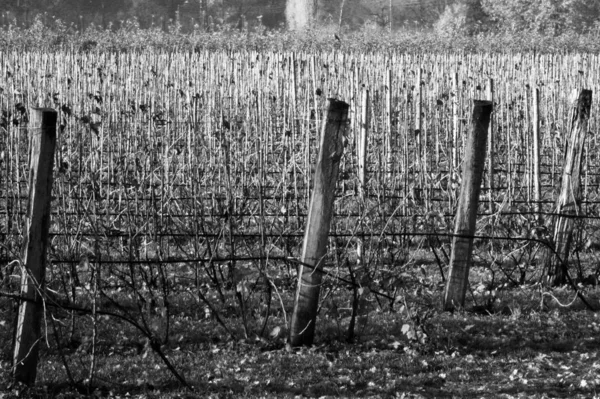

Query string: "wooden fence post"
[[543, 89, 592, 286], [289, 99, 348, 347], [415, 66, 423, 163], [532, 87, 542, 223], [486, 78, 494, 213], [443, 100, 493, 311], [452, 72, 459, 177], [385, 69, 392, 179], [357, 88, 369, 272], [13, 108, 57, 385], [358, 89, 369, 197]]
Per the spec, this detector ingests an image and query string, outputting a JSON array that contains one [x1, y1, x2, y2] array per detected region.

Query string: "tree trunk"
[[338, 0, 346, 29], [200, 0, 208, 31], [286, 0, 314, 30]]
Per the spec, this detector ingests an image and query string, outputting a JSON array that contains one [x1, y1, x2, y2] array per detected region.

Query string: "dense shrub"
[[434, 0, 488, 38]]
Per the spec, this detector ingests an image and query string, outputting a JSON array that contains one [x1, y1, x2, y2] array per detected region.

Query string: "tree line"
[[5, 0, 595, 36], [2, 0, 598, 35]]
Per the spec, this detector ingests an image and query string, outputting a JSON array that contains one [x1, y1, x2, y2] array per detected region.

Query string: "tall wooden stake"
[[358, 90, 369, 197], [543, 89, 592, 286], [415, 67, 423, 154], [385, 69, 392, 179], [486, 78, 494, 213], [452, 72, 459, 178], [289, 99, 348, 347], [532, 87, 542, 224], [13, 108, 57, 385], [357, 89, 369, 267], [443, 100, 493, 311]]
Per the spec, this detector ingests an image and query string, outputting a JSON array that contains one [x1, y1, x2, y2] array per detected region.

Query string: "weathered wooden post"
[[13, 108, 57, 385], [385, 69, 392, 179], [443, 100, 493, 311], [452, 72, 460, 176], [486, 78, 494, 213], [289, 99, 348, 347], [358, 89, 369, 197], [415, 66, 423, 160], [532, 87, 542, 223], [543, 89, 592, 286], [357, 89, 369, 269]]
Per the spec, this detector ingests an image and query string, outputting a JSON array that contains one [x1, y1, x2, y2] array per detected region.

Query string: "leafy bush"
[[435, 1, 487, 38], [481, 0, 600, 36]]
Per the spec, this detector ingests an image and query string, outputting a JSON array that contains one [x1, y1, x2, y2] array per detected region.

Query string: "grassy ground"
[[2, 265, 600, 399]]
